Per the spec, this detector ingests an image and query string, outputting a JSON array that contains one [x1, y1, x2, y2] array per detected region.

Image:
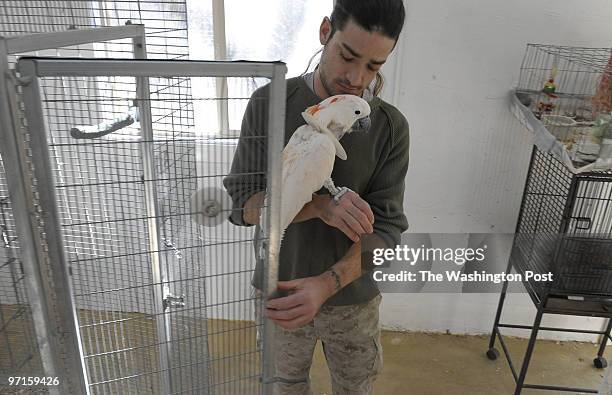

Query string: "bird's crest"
[[301, 95, 370, 160]]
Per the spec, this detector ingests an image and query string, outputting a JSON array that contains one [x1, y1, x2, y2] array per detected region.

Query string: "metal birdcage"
[[1, 25, 155, 394], [488, 44, 612, 395], [513, 44, 612, 170], [2, 53, 286, 395], [1, 2, 193, 393], [1, 22, 286, 395]]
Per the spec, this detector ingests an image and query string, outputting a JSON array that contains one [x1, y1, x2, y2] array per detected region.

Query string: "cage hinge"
[[6, 69, 33, 86]]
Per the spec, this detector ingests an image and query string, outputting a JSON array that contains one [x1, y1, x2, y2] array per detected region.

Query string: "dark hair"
[[330, 0, 406, 42], [302, 0, 406, 96]]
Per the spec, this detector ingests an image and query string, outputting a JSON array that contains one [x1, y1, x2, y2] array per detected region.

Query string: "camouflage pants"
[[256, 291, 383, 395]]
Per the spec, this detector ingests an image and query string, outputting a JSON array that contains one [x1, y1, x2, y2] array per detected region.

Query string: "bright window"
[[187, 0, 333, 136]]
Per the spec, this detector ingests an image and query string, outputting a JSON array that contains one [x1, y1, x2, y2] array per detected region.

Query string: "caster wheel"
[[487, 348, 500, 361], [594, 356, 607, 369]]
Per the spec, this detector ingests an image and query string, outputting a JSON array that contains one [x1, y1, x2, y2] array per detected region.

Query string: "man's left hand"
[[265, 275, 334, 330]]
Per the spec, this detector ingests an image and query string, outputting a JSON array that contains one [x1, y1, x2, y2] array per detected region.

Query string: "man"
[[223, 1, 408, 393]]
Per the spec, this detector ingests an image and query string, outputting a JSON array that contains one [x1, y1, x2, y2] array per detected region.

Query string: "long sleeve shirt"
[[222, 75, 410, 306]]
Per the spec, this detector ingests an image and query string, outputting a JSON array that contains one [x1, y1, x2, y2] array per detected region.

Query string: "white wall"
[[378, 0, 612, 341]]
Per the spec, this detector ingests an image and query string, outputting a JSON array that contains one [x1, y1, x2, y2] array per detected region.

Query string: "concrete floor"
[[1, 304, 609, 394], [310, 330, 609, 394]]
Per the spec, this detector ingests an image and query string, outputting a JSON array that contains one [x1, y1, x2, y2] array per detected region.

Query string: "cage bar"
[[16, 56, 286, 394]]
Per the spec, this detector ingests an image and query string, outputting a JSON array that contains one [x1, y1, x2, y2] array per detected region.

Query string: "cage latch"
[[570, 216, 592, 230], [163, 293, 185, 309]]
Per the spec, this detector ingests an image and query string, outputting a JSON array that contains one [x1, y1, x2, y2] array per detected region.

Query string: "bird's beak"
[[351, 116, 371, 133]]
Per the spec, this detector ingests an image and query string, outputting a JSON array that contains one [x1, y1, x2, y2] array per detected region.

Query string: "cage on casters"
[[487, 44, 612, 395]]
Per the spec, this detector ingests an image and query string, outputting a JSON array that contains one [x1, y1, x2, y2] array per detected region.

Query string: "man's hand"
[[313, 192, 375, 242], [265, 275, 335, 330], [242, 191, 265, 225]]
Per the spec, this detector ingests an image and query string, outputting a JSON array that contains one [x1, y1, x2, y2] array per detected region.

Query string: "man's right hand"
[[313, 192, 374, 242]]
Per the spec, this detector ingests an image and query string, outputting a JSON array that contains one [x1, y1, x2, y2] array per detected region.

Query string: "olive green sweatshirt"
[[222, 75, 409, 306]]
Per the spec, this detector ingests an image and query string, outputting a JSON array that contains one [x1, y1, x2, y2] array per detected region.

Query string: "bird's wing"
[[280, 126, 336, 230]]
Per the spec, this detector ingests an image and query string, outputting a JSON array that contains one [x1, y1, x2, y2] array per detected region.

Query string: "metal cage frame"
[[487, 146, 612, 395], [487, 43, 612, 394], [0, 25, 147, 395], [2, 53, 286, 394]]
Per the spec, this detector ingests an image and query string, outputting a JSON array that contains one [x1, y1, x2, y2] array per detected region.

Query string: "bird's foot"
[[324, 178, 352, 204], [332, 186, 353, 205], [323, 178, 340, 196]]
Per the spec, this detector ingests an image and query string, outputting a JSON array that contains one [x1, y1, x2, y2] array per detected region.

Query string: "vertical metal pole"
[[0, 38, 62, 395], [515, 305, 545, 395], [212, 0, 230, 135], [132, 31, 173, 395], [261, 62, 287, 394], [597, 318, 612, 359], [16, 59, 90, 394], [488, 259, 512, 350]]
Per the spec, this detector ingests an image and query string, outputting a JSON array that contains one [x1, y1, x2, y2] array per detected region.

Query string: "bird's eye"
[[355, 110, 361, 115]]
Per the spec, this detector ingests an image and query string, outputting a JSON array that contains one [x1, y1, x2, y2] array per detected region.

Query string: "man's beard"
[[319, 65, 338, 97], [319, 66, 363, 97]]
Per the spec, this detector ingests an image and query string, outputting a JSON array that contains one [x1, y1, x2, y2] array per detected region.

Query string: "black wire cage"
[[488, 44, 612, 395]]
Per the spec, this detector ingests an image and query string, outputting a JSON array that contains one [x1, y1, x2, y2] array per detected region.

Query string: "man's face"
[[317, 17, 396, 98]]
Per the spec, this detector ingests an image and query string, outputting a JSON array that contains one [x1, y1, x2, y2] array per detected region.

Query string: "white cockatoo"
[[280, 94, 371, 229], [191, 94, 371, 249], [259, 94, 371, 248]]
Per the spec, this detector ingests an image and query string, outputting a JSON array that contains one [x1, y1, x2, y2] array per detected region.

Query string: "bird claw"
[[323, 178, 352, 204], [333, 187, 352, 205]]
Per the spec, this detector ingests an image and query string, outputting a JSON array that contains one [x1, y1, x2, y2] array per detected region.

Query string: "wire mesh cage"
[[0, 0, 190, 59], [0, 161, 47, 393], [1, 26, 154, 395], [1, 4, 284, 394], [511, 44, 612, 307], [44, 74, 259, 395], [0, 2, 193, 393], [487, 44, 612, 395], [46, 75, 238, 394], [510, 147, 612, 305], [516, 44, 612, 169], [12, 56, 285, 395]]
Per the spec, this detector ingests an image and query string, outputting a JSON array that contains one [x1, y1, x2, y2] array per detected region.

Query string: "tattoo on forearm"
[[328, 268, 342, 291]]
